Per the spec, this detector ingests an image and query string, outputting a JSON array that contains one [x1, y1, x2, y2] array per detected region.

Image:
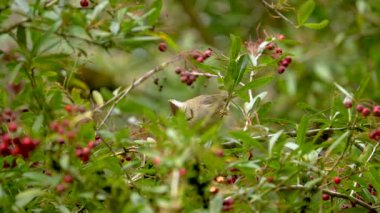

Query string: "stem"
[[95, 56, 181, 130], [261, 0, 297, 28]]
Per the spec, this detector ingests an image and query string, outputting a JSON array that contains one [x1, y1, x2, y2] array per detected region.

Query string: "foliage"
[[1, 0, 380, 212]]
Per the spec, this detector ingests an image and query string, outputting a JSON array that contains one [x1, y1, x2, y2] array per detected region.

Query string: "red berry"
[[175, 67, 183, 75], [11, 146, 21, 156], [2, 133, 11, 144], [196, 56, 205, 63], [80, 0, 89, 7], [266, 43, 275, 50], [203, 49, 213, 58], [277, 65, 286, 74], [280, 59, 290, 67], [362, 107, 370, 117], [334, 176, 341, 184], [158, 42, 167, 52], [322, 193, 330, 201], [82, 147, 90, 155], [75, 148, 83, 157], [209, 186, 219, 194], [284, 56, 292, 64], [275, 48, 282, 54], [267, 176, 274, 183], [356, 104, 364, 113], [21, 137, 34, 150], [369, 130, 377, 140], [0, 143, 11, 156], [223, 197, 234, 206], [277, 34, 286, 40], [179, 168, 187, 177], [63, 175, 74, 183], [215, 149, 224, 157], [65, 104, 73, 113], [8, 122, 18, 132], [152, 156, 161, 165], [373, 106, 380, 117], [87, 141, 95, 149], [343, 97, 353, 108], [50, 121, 59, 131], [222, 205, 233, 211], [56, 183, 66, 193], [191, 50, 201, 59]]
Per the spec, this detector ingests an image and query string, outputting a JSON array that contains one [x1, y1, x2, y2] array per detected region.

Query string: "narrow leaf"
[[15, 189, 43, 208], [237, 76, 274, 94], [269, 130, 283, 157], [296, 116, 309, 145], [334, 82, 353, 99], [324, 131, 350, 158], [146, 0, 162, 25], [297, 0, 315, 25], [303, 19, 329, 30]]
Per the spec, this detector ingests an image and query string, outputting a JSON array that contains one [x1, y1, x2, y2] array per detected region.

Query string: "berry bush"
[[1, 0, 380, 212]]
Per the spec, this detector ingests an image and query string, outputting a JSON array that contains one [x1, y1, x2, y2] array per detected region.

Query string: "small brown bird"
[[169, 92, 229, 127]]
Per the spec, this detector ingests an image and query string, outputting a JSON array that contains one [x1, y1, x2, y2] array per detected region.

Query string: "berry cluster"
[[0, 134, 39, 160], [75, 140, 98, 163], [64, 104, 85, 114], [174, 67, 199, 86], [0, 108, 40, 166], [56, 174, 75, 193], [265, 41, 293, 74], [190, 48, 213, 63], [50, 119, 77, 143], [222, 197, 234, 211]]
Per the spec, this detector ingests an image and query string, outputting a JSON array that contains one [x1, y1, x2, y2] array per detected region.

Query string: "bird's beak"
[[169, 99, 185, 115]]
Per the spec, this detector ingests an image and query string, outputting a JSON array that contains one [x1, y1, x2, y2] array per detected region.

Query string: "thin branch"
[[95, 56, 181, 130], [0, 19, 29, 34], [322, 189, 380, 211], [279, 185, 380, 211], [261, 0, 297, 28]]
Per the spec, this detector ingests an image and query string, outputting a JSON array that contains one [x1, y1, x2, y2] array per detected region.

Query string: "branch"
[[280, 185, 380, 211], [261, 0, 297, 28], [94, 56, 181, 130]]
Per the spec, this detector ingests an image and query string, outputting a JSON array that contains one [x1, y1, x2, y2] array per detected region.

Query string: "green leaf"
[[297, 0, 315, 25], [296, 116, 309, 145], [15, 189, 43, 208], [269, 130, 283, 158], [145, 0, 162, 25], [324, 131, 350, 158], [209, 194, 223, 213], [31, 114, 43, 134], [237, 76, 274, 94], [234, 55, 248, 87], [225, 34, 241, 92], [304, 177, 322, 190], [367, 166, 380, 196], [303, 20, 329, 30], [23, 172, 58, 186], [230, 131, 266, 152], [16, 26, 27, 50], [87, 1, 109, 21], [31, 21, 61, 57], [334, 82, 353, 99]]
